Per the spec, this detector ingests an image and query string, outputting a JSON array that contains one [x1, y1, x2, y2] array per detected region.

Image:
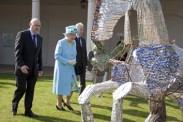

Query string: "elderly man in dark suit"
[[75, 22, 87, 94], [11, 18, 43, 117]]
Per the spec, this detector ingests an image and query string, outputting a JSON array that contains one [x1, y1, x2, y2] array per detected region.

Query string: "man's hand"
[[38, 71, 43, 77], [20, 65, 29, 74], [109, 59, 125, 64], [85, 66, 88, 71]]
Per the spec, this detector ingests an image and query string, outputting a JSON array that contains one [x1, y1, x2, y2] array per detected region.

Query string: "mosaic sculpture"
[[78, 0, 183, 121]]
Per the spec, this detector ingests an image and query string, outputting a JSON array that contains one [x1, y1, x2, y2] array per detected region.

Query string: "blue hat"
[[64, 25, 77, 35]]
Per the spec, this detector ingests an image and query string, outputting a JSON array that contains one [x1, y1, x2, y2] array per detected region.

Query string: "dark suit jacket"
[[15, 30, 43, 76], [75, 37, 87, 75]]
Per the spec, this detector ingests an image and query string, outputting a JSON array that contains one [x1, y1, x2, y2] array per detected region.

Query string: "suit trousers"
[[12, 71, 37, 112], [78, 67, 86, 94]]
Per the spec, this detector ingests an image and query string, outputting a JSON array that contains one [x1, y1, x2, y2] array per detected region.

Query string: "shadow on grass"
[[126, 95, 180, 110], [94, 113, 144, 122], [93, 113, 111, 121], [123, 118, 136, 122], [18, 114, 80, 122], [71, 109, 81, 116], [165, 98, 181, 109], [125, 96, 147, 108], [92, 103, 112, 111], [167, 115, 183, 122], [38, 76, 53, 82], [0, 82, 15, 89], [0, 75, 16, 88], [124, 109, 148, 118], [72, 101, 112, 111], [124, 107, 182, 121], [0, 74, 15, 80]]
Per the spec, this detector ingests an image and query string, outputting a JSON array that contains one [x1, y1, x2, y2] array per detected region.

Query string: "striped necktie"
[[78, 37, 82, 47], [33, 34, 36, 48]]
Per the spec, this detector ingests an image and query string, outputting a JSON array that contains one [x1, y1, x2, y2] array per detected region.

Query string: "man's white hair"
[[30, 18, 40, 24], [76, 22, 84, 29]]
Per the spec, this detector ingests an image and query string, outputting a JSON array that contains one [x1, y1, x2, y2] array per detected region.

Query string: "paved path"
[[0, 64, 94, 81], [0, 65, 14, 74], [0, 64, 53, 76]]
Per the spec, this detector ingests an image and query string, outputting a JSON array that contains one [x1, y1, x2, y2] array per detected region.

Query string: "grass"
[[0, 74, 182, 122]]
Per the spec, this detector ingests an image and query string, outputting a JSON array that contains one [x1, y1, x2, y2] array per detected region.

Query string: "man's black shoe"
[[11, 110, 17, 116], [24, 111, 38, 117]]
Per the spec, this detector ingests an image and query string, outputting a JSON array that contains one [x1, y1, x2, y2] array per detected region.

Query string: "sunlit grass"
[[0, 74, 182, 122]]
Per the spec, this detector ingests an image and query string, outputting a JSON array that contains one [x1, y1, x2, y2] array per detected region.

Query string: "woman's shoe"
[[62, 98, 74, 110], [63, 103, 74, 110], [56, 105, 66, 111]]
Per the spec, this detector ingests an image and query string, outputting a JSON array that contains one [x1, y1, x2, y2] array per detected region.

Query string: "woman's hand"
[[68, 59, 77, 65]]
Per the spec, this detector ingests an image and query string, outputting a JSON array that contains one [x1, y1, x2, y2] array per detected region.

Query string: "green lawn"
[[0, 74, 182, 122]]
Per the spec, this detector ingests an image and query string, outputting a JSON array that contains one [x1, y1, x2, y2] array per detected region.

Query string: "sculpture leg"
[[111, 99, 123, 122], [111, 82, 150, 122], [95, 69, 103, 98], [168, 78, 183, 117], [80, 102, 94, 122], [179, 97, 183, 117], [145, 94, 166, 122], [93, 68, 105, 84], [78, 81, 120, 122], [169, 93, 183, 117]]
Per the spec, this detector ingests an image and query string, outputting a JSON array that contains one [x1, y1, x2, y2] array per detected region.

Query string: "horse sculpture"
[[78, 0, 183, 121]]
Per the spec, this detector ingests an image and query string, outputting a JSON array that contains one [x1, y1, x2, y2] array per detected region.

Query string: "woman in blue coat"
[[53, 25, 79, 111]]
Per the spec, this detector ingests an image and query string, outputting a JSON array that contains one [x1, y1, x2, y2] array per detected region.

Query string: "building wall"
[[104, 0, 183, 53], [0, 2, 87, 66], [0, 4, 32, 65], [0, 0, 182, 66], [40, 5, 87, 66], [162, 0, 183, 47]]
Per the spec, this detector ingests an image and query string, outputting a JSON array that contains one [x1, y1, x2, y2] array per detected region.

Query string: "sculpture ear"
[[87, 51, 94, 71], [88, 51, 94, 60], [170, 39, 175, 44], [172, 40, 176, 43]]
